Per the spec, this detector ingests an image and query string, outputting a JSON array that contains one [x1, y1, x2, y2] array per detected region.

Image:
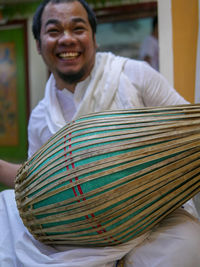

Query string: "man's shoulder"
[[124, 57, 150, 71], [28, 97, 48, 138], [97, 51, 138, 62]]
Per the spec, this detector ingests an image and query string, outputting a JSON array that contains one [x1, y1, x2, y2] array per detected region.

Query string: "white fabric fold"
[[74, 52, 127, 117], [44, 52, 128, 134]]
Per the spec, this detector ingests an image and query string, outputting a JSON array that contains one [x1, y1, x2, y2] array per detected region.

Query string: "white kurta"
[[1, 52, 200, 267], [28, 52, 188, 157]]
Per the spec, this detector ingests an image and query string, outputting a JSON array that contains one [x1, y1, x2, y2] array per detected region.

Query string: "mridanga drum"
[[15, 104, 200, 247]]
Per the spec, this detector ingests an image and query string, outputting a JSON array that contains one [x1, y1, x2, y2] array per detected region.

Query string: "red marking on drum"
[[64, 134, 118, 243], [63, 137, 79, 196]]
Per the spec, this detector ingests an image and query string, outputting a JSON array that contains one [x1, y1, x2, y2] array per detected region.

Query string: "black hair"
[[152, 16, 158, 31], [32, 0, 97, 43]]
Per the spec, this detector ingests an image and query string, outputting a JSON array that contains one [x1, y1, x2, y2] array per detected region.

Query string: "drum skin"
[[15, 104, 200, 246]]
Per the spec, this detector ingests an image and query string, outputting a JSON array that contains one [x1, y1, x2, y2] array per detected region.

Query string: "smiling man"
[[36, 0, 97, 91], [1, 0, 200, 266]]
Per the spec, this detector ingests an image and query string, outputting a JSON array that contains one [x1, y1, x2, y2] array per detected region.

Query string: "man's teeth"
[[59, 52, 79, 58]]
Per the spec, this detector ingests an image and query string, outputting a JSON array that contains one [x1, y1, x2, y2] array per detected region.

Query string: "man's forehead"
[[42, 2, 88, 25]]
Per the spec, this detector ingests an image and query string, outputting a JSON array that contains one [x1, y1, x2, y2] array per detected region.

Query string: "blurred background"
[[0, 0, 199, 190]]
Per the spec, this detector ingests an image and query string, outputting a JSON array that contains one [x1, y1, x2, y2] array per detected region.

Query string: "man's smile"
[[57, 52, 80, 59]]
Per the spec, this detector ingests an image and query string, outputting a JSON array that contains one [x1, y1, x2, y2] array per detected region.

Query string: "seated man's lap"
[[124, 208, 200, 267]]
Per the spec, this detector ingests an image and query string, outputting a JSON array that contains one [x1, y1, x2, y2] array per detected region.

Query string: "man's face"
[[37, 1, 97, 90]]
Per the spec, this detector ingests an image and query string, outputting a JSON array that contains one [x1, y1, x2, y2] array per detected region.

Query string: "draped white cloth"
[[44, 52, 129, 134]]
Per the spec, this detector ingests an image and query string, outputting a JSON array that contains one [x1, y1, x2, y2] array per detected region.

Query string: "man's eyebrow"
[[44, 17, 87, 28], [71, 17, 87, 24], [45, 19, 59, 27]]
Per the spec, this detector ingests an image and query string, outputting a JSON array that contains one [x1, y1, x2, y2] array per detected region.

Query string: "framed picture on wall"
[[0, 20, 29, 162], [95, 2, 157, 60]]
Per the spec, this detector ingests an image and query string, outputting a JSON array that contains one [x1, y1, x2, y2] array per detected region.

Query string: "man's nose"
[[58, 30, 76, 44]]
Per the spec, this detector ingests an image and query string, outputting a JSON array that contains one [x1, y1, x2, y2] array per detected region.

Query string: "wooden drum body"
[[15, 104, 200, 246]]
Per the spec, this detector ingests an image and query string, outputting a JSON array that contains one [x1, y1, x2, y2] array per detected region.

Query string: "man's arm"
[[0, 160, 21, 188]]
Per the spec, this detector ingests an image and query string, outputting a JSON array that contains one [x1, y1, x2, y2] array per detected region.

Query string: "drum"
[[15, 104, 200, 247]]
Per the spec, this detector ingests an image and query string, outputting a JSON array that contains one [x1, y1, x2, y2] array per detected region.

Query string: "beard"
[[56, 67, 87, 85]]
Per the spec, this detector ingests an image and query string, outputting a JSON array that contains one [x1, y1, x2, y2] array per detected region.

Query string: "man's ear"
[[36, 40, 41, 54]]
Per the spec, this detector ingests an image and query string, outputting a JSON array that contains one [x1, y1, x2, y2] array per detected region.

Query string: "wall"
[[196, 1, 200, 103], [158, 0, 199, 103], [157, 0, 174, 86], [172, 0, 198, 103], [27, 17, 48, 111]]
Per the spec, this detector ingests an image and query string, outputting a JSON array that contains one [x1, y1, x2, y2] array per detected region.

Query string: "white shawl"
[[44, 52, 131, 134]]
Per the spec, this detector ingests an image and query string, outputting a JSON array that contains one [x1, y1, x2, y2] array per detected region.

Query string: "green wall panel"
[[0, 24, 28, 163]]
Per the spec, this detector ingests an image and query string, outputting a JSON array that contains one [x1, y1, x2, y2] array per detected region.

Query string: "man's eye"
[[47, 28, 59, 33], [74, 26, 85, 32]]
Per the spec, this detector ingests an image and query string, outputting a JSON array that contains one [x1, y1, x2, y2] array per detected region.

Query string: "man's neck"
[[56, 80, 76, 93]]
